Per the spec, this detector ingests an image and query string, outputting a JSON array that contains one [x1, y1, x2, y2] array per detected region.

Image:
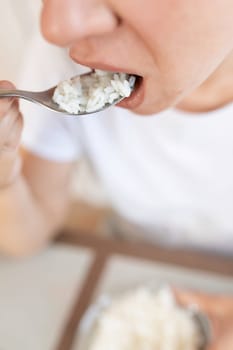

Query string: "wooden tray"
[[56, 231, 233, 350]]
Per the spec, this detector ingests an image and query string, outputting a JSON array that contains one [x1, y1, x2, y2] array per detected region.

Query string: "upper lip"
[[69, 51, 141, 76], [85, 63, 139, 76]]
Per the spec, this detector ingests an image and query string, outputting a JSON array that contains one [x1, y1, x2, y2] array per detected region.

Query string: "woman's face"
[[41, 0, 233, 115]]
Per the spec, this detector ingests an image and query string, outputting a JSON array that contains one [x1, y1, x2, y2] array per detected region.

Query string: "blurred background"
[[0, 0, 41, 81]]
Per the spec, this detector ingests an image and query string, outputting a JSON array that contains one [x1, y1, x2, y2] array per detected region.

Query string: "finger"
[[0, 101, 22, 148], [175, 288, 233, 315], [173, 288, 214, 310], [208, 332, 233, 350], [4, 111, 23, 150], [0, 81, 15, 116], [173, 288, 224, 341]]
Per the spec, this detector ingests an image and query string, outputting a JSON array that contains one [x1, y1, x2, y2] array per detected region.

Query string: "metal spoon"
[[0, 71, 135, 116], [191, 310, 212, 350]]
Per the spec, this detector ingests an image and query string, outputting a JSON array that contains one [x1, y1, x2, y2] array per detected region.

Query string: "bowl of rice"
[[75, 287, 211, 350]]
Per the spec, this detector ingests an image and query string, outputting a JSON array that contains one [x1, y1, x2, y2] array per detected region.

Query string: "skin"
[[0, 84, 73, 256], [0, 0, 232, 345], [175, 290, 233, 350], [41, 0, 233, 114]]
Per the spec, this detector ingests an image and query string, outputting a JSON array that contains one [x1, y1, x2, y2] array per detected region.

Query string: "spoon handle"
[[0, 89, 43, 103]]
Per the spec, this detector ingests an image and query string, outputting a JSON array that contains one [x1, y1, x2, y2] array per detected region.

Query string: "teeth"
[[129, 75, 137, 89]]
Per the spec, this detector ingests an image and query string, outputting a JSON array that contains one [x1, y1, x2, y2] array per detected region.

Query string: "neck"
[[177, 50, 233, 113]]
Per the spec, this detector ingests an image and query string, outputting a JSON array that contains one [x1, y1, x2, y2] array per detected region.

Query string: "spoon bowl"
[[0, 71, 136, 116]]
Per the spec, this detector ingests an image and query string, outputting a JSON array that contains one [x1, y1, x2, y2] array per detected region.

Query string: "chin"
[[122, 97, 173, 116], [131, 107, 163, 116]]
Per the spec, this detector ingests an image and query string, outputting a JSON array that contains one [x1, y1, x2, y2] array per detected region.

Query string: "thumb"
[[0, 80, 16, 89], [0, 80, 16, 115]]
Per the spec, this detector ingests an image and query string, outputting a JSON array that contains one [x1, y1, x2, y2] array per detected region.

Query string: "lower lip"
[[117, 76, 145, 110]]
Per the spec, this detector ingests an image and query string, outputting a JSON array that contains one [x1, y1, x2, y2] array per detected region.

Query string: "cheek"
[[112, 0, 232, 89], [107, 1, 181, 88]]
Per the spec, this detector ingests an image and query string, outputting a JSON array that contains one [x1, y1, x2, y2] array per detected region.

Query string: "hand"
[[0, 81, 23, 187], [175, 289, 233, 350]]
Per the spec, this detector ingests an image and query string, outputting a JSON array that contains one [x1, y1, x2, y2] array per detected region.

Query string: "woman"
[[0, 0, 233, 347]]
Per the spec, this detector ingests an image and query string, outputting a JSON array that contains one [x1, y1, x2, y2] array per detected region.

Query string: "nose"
[[41, 0, 119, 46]]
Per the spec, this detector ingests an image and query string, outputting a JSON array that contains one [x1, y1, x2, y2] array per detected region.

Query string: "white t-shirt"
[[20, 34, 233, 252]]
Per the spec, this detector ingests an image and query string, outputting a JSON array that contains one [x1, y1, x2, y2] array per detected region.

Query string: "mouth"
[[70, 58, 145, 110], [117, 75, 144, 110], [86, 66, 145, 110]]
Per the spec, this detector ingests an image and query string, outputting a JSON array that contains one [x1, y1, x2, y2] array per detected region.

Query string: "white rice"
[[53, 70, 136, 114], [89, 288, 202, 350]]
